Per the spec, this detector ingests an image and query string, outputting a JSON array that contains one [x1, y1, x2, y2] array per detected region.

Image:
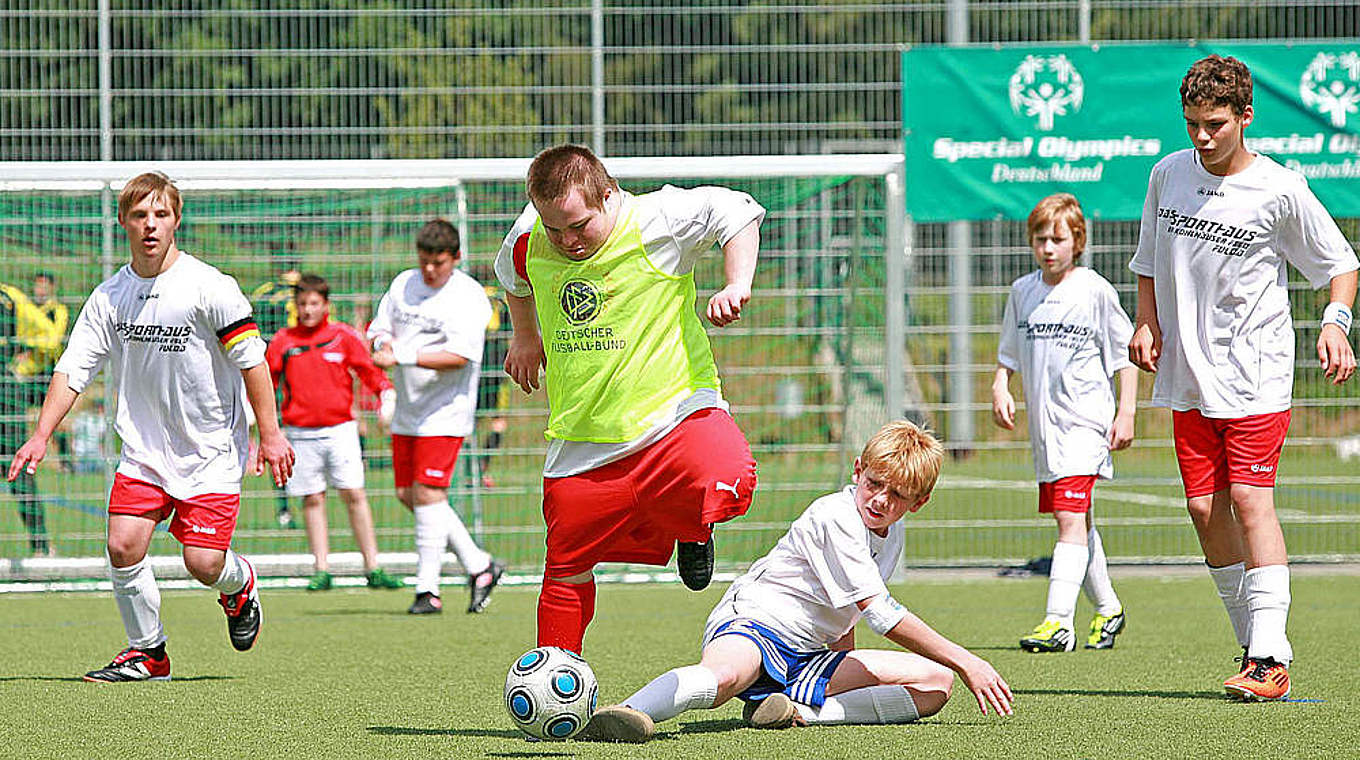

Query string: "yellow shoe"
[[1020, 619, 1075, 653], [1084, 609, 1126, 649]]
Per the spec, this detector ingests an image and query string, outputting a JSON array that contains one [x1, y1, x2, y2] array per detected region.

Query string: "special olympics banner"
[[903, 42, 1360, 221]]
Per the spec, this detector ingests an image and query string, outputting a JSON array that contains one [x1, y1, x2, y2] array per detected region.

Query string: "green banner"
[[903, 42, 1360, 221]]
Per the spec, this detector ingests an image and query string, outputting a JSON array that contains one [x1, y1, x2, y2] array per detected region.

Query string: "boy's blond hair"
[[118, 171, 182, 221], [859, 420, 944, 499], [1027, 193, 1087, 261]]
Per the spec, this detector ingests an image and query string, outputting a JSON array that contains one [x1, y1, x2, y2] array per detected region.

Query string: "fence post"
[[99, 0, 112, 162], [885, 164, 906, 422], [946, 0, 974, 454], [592, 0, 605, 155]]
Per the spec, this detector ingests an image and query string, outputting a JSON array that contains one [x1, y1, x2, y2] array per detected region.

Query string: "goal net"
[[0, 156, 916, 584]]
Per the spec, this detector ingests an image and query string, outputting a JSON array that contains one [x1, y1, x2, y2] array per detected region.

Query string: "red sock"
[[537, 576, 596, 654]]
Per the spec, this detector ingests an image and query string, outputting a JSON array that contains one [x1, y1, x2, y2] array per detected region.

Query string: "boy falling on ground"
[[582, 420, 1013, 743]]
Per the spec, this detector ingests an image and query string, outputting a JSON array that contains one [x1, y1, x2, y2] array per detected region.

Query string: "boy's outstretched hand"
[[957, 653, 1014, 716]]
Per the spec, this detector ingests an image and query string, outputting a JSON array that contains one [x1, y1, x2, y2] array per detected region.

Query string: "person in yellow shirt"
[[494, 144, 764, 654], [0, 282, 50, 554]]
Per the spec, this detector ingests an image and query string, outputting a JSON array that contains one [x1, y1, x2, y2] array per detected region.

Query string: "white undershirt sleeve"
[[493, 205, 538, 298]]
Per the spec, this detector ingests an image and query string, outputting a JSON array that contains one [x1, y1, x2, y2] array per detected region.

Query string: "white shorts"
[[284, 421, 365, 497]]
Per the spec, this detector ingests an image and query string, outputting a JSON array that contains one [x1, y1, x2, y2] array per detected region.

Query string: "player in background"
[[1129, 55, 1358, 700], [252, 255, 302, 529], [495, 144, 762, 655], [992, 194, 1136, 653], [583, 421, 1013, 743], [474, 272, 511, 489], [369, 219, 505, 615], [265, 274, 403, 592], [0, 281, 53, 554], [7, 171, 295, 681]]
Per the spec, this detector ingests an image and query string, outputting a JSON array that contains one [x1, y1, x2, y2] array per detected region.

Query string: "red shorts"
[[392, 435, 464, 488], [542, 408, 757, 577], [1038, 475, 1097, 514], [108, 473, 240, 551], [1172, 409, 1291, 498]]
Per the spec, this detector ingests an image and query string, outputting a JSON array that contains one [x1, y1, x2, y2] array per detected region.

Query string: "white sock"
[[109, 555, 165, 649], [1044, 541, 1089, 629], [623, 665, 719, 723], [1082, 527, 1122, 616], [1244, 564, 1293, 665], [211, 550, 252, 596], [794, 685, 919, 725], [1208, 562, 1250, 648], [442, 501, 491, 576], [414, 503, 448, 595]]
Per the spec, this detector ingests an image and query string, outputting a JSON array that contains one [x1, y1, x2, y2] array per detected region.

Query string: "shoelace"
[[1241, 658, 1279, 682]]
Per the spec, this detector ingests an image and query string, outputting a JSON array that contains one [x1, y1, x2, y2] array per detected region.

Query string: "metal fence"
[[2, 2, 1358, 161]]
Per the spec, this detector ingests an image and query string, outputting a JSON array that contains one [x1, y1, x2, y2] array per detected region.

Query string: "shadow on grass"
[[367, 726, 524, 739], [0, 675, 232, 683], [1016, 687, 1224, 700], [674, 718, 748, 735], [368, 726, 585, 757]]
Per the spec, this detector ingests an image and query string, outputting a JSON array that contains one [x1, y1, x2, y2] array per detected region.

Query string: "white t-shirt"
[[54, 253, 264, 499], [998, 268, 1133, 482], [1129, 149, 1359, 417], [367, 268, 490, 437], [493, 185, 766, 477], [703, 486, 903, 652]]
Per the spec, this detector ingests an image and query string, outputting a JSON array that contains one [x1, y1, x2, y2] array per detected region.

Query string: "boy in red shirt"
[[267, 275, 403, 591]]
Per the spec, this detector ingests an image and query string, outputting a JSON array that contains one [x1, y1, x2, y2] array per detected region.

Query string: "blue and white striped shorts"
[[708, 618, 847, 708]]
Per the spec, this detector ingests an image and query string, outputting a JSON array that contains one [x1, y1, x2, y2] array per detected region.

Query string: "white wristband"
[[1322, 302, 1352, 335], [862, 594, 908, 636], [392, 343, 419, 366]]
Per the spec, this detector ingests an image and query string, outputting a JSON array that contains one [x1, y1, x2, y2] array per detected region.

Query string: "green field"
[[1, 572, 1356, 759]]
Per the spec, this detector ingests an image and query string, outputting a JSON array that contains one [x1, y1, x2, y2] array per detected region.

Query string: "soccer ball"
[[503, 646, 598, 740]]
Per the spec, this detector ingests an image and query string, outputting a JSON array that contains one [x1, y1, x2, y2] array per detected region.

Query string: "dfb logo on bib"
[[559, 280, 601, 325]]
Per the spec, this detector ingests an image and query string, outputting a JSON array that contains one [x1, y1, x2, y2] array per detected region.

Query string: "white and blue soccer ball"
[[504, 646, 598, 741]]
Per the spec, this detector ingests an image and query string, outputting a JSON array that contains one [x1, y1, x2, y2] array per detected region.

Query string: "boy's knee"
[[183, 553, 225, 585], [911, 666, 955, 718], [106, 538, 146, 567], [1184, 497, 1215, 524]]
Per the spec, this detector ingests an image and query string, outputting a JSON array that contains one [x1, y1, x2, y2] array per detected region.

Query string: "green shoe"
[[1020, 619, 1075, 653], [1085, 609, 1126, 649], [365, 567, 404, 589], [306, 571, 333, 591]]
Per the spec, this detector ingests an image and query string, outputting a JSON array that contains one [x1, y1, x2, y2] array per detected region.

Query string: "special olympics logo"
[[1300, 51, 1360, 128], [1009, 54, 1084, 131], [559, 279, 601, 325]]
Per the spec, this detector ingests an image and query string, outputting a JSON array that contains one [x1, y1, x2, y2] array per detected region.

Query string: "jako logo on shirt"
[[1250, 463, 1275, 474], [1064, 490, 1087, 500], [189, 524, 217, 535], [424, 468, 445, 478]]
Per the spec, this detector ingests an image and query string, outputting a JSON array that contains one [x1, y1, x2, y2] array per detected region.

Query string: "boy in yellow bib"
[[494, 144, 764, 654]]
